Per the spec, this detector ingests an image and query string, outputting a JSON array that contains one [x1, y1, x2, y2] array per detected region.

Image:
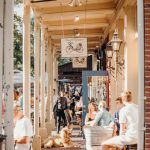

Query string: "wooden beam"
[[50, 34, 103, 39], [52, 37, 100, 43], [47, 23, 108, 31], [32, 2, 115, 15], [49, 28, 103, 35], [43, 18, 108, 26], [30, 0, 114, 8], [41, 9, 114, 21]]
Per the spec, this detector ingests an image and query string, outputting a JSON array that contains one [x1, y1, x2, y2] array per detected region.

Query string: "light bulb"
[[74, 16, 80, 22]]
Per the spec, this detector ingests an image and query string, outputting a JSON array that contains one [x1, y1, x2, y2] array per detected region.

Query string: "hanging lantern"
[[110, 29, 122, 52], [105, 44, 113, 59]]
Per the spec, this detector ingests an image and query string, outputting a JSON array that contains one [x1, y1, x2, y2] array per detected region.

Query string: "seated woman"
[[85, 103, 98, 126], [91, 101, 112, 127], [102, 91, 138, 150]]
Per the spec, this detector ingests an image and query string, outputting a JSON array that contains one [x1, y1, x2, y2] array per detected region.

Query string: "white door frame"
[[137, 0, 145, 149]]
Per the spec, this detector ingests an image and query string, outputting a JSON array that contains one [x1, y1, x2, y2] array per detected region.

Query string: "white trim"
[[137, 0, 144, 149], [0, 0, 4, 133]]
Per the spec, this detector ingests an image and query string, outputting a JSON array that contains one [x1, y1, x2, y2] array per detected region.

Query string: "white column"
[[34, 18, 40, 136], [39, 28, 48, 143], [0, 0, 4, 132], [45, 38, 53, 133], [3, 0, 14, 148], [50, 48, 54, 121], [23, 5, 31, 118], [46, 38, 51, 123], [40, 27, 46, 128], [32, 18, 41, 150], [124, 6, 138, 102], [137, 0, 144, 148]]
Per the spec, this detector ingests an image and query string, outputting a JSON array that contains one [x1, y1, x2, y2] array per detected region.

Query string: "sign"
[[72, 57, 87, 68], [61, 38, 87, 58]]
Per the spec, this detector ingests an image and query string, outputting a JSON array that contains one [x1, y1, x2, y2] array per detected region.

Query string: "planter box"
[[83, 126, 113, 146]]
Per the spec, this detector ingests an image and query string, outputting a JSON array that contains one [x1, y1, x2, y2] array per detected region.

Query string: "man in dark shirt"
[[55, 92, 67, 134]]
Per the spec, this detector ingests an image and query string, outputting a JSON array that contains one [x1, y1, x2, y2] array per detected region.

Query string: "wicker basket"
[[83, 126, 113, 146]]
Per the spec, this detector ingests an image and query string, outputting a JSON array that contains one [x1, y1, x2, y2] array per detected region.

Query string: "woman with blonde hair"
[[85, 103, 98, 126], [102, 91, 138, 150]]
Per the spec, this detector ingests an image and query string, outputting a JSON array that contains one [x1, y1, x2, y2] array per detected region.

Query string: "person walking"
[[55, 92, 67, 134]]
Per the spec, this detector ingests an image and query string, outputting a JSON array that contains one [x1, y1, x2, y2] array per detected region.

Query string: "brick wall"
[[144, 0, 150, 149]]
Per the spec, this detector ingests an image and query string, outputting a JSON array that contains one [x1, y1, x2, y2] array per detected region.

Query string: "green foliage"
[[14, 0, 34, 76], [14, 12, 23, 70]]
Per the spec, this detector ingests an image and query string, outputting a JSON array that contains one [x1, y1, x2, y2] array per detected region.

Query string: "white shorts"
[[101, 135, 137, 148]]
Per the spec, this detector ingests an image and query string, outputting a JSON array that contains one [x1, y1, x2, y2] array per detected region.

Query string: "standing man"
[[13, 105, 33, 150]]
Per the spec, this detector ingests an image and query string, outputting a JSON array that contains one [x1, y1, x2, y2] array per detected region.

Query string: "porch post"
[[39, 27, 48, 141], [45, 37, 53, 134], [53, 52, 59, 94], [32, 17, 41, 150], [50, 47, 54, 129], [40, 27, 46, 128], [23, 3, 31, 118], [0, 0, 4, 132], [3, 0, 14, 148]]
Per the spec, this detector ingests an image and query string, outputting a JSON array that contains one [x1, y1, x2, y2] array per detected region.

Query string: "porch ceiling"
[[30, 0, 135, 52]]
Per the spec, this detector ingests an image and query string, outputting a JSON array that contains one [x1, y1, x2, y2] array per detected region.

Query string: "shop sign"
[[61, 38, 87, 58], [72, 57, 87, 68]]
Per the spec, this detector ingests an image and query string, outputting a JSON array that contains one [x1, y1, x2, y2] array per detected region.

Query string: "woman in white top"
[[102, 91, 138, 150], [13, 105, 33, 150]]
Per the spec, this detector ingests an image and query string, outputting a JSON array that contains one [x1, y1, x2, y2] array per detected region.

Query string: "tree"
[[14, 5, 23, 70], [14, 0, 34, 75]]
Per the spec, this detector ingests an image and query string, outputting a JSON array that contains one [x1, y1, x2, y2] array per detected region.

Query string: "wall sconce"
[[106, 29, 124, 79]]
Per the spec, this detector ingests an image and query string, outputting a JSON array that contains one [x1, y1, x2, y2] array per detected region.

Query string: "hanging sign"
[[61, 38, 87, 58], [72, 57, 87, 68]]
